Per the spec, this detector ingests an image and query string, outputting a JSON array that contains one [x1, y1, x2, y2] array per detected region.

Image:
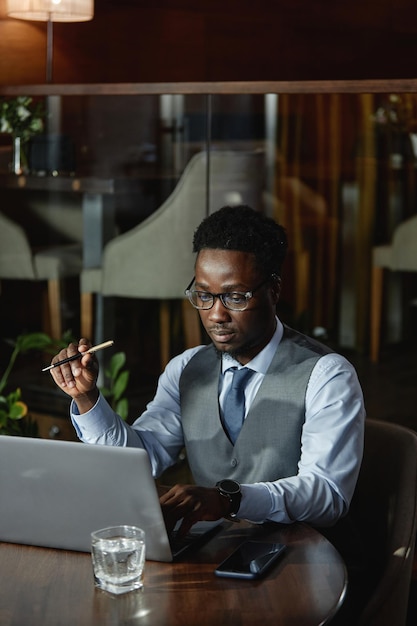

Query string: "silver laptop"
[[0, 435, 221, 561]]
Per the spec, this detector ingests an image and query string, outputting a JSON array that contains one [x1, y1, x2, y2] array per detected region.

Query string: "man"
[[50, 205, 365, 536]]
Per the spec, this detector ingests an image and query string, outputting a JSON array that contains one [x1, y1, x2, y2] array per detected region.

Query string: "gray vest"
[[179, 326, 332, 486]]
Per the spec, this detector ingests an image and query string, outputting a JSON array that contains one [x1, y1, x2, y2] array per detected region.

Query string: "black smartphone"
[[214, 540, 286, 580]]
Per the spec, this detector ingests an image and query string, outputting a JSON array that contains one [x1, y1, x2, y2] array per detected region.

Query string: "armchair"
[[0, 211, 82, 340], [370, 215, 417, 362]]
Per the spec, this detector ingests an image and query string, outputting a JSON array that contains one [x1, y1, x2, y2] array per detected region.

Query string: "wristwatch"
[[216, 479, 242, 519]]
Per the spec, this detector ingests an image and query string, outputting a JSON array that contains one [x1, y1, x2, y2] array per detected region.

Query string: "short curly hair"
[[193, 205, 288, 277]]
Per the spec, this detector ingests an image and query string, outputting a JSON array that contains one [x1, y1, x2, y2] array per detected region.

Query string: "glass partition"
[[1, 89, 416, 356]]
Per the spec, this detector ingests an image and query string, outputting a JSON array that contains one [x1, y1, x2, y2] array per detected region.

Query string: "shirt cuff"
[[238, 483, 275, 523], [70, 393, 116, 440]]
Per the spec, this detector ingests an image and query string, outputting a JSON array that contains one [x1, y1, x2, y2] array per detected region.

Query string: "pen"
[[42, 340, 114, 372]]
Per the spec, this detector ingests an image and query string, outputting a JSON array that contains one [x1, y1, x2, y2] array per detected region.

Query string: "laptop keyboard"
[[168, 521, 223, 558], [169, 530, 197, 557]]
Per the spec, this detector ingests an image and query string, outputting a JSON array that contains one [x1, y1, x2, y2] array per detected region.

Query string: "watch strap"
[[216, 479, 242, 519]]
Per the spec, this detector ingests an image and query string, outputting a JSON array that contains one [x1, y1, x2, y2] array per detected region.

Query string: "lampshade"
[[7, 0, 94, 22]]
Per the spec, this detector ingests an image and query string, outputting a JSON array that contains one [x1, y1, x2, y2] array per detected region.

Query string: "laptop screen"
[[0, 435, 173, 561]]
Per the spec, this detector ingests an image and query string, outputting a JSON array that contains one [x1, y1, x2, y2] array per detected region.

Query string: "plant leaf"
[[112, 371, 129, 402], [9, 401, 28, 419], [16, 332, 53, 353], [7, 388, 22, 405], [108, 352, 126, 380], [115, 397, 129, 421]]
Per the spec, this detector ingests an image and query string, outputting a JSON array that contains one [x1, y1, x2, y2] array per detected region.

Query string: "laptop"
[[0, 435, 221, 562]]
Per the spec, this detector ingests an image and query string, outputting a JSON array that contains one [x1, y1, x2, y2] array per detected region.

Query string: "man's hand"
[[48, 338, 99, 412], [159, 483, 232, 536]]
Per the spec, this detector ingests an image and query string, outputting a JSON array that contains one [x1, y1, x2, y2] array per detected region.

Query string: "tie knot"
[[230, 367, 253, 389]]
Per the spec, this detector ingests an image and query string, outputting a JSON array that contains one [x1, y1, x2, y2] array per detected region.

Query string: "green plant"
[[101, 351, 130, 421], [0, 332, 54, 436], [0, 96, 44, 142], [0, 330, 75, 436]]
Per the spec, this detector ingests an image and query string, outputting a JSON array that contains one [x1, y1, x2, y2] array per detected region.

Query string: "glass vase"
[[12, 136, 26, 175]]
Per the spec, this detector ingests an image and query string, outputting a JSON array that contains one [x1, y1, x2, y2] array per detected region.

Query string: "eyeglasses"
[[184, 277, 271, 311]]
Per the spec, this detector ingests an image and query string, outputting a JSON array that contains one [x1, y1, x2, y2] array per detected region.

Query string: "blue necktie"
[[223, 367, 254, 444]]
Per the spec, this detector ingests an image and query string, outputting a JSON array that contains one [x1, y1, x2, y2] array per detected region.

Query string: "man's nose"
[[208, 296, 232, 321]]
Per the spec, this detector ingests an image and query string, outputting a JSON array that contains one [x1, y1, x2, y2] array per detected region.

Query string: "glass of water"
[[91, 525, 146, 595]]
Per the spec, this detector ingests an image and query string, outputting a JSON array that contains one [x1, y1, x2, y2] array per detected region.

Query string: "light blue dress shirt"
[[71, 319, 365, 527]]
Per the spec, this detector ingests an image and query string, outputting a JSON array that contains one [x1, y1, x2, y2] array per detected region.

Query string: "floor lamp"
[[7, 0, 94, 83]]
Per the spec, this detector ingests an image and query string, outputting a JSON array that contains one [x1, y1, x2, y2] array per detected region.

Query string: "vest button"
[[231, 458, 238, 467]]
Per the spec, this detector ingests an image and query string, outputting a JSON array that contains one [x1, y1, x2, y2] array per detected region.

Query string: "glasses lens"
[[188, 290, 213, 309], [223, 293, 249, 311]]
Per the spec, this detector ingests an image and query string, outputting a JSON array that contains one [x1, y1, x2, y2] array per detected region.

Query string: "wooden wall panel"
[[1, 0, 417, 85], [0, 19, 46, 84]]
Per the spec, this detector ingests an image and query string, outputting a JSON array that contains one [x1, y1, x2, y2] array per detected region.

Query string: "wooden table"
[[0, 522, 347, 626]]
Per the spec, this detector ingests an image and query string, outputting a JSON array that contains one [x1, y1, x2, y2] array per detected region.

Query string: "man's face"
[[194, 249, 280, 365]]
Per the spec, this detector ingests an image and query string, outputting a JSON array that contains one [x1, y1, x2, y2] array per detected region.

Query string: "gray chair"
[[370, 215, 417, 362], [0, 211, 82, 339], [80, 150, 265, 367], [347, 419, 417, 626]]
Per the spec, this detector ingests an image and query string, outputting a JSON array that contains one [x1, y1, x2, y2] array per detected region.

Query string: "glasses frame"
[[184, 277, 272, 311]]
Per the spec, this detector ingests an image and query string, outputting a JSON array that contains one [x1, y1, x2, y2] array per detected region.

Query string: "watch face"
[[219, 479, 240, 494]]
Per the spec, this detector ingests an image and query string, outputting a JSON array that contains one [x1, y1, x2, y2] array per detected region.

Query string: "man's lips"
[[209, 327, 235, 342]]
